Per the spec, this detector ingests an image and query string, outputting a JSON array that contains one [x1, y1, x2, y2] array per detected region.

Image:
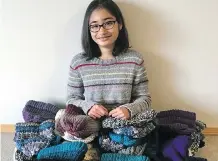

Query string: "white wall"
[[1, 0, 218, 126]]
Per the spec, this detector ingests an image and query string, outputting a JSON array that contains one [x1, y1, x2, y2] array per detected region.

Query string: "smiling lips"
[[98, 36, 111, 41]]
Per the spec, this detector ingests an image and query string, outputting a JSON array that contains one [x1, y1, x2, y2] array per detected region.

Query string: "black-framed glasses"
[[89, 20, 117, 33]]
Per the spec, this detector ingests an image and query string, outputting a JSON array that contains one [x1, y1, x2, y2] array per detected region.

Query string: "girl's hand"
[[109, 106, 130, 120], [88, 104, 108, 119]]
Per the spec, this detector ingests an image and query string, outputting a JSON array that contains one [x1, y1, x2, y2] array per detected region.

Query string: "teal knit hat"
[[36, 142, 88, 161], [101, 153, 150, 161]]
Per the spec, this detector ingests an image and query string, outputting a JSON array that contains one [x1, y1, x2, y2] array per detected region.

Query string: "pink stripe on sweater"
[[71, 61, 144, 70]]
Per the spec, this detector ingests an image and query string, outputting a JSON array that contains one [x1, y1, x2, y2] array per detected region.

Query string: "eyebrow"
[[89, 17, 115, 25]]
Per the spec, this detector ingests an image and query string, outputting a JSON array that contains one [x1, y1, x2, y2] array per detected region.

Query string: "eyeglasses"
[[89, 20, 117, 33]]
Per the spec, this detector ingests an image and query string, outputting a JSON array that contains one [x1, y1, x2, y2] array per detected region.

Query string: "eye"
[[105, 21, 114, 26], [90, 24, 99, 29]]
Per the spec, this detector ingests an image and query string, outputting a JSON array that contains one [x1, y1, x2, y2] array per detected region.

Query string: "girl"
[[66, 0, 151, 120]]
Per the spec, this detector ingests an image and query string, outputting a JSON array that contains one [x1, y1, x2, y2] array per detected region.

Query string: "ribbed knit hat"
[[55, 107, 100, 139], [156, 109, 196, 120], [14, 120, 59, 157], [158, 116, 196, 128], [113, 122, 156, 138], [101, 153, 150, 161], [22, 100, 59, 123], [109, 132, 144, 147], [36, 142, 88, 161], [99, 134, 147, 155], [102, 108, 157, 129]]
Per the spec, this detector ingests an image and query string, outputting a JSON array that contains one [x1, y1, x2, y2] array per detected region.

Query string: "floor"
[[1, 133, 218, 161]]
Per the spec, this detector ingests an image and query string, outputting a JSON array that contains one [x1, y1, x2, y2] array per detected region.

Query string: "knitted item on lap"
[[36, 142, 88, 161], [101, 153, 150, 161], [113, 122, 156, 138], [22, 100, 59, 123], [55, 108, 100, 139], [102, 109, 156, 129], [109, 132, 144, 147]]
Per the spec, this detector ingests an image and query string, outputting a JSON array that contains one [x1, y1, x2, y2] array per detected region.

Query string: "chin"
[[97, 41, 114, 48]]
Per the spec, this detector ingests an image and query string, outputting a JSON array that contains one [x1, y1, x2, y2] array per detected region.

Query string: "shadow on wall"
[[117, 2, 216, 125]]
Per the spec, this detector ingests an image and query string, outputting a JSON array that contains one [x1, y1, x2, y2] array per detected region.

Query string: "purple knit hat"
[[22, 100, 59, 123], [162, 135, 190, 161]]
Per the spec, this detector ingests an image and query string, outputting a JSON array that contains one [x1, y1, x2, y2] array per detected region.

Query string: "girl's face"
[[89, 8, 122, 49]]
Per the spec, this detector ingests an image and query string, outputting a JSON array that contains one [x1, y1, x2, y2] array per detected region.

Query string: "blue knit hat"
[[14, 120, 60, 157], [109, 132, 144, 147], [36, 142, 88, 161], [101, 153, 150, 161]]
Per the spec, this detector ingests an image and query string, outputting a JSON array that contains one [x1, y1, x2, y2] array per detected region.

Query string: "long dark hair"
[[81, 0, 130, 60]]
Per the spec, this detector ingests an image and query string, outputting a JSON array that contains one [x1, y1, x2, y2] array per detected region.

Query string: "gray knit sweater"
[[66, 49, 151, 117]]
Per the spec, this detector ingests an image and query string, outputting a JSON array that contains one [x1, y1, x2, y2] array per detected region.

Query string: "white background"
[[1, 0, 218, 126]]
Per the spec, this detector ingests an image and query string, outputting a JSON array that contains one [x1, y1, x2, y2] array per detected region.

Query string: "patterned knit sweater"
[[66, 49, 151, 117]]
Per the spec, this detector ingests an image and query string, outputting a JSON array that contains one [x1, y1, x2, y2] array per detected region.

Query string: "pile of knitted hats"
[[13, 100, 89, 161], [99, 108, 157, 160], [154, 109, 208, 161]]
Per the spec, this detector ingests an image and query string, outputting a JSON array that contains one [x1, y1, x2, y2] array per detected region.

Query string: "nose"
[[99, 26, 107, 33]]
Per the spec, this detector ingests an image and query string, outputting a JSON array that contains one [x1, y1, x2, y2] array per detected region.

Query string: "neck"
[[99, 45, 115, 59]]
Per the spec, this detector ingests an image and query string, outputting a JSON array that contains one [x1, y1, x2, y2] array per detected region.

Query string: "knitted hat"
[[16, 136, 50, 157], [36, 142, 88, 161], [101, 153, 150, 161], [109, 132, 144, 147], [55, 108, 100, 139], [62, 132, 98, 144], [99, 134, 147, 155], [195, 120, 206, 132], [160, 123, 196, 135], [162, 135, 190, 161], [14, 120, 59, 157], [158, 116, 196, 128], [156, 109, 196, 120], [102, 109, 156, 129], [113, 122, 156, 138], [172, 135, 190, 157], [22, 100, 59, 123], [14, 149, 34, 161], [65, 104, 85, 115]]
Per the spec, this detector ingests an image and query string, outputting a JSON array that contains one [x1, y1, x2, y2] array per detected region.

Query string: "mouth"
[[98, 36, 111, 40]]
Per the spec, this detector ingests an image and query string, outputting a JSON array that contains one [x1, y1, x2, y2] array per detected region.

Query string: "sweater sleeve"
[[66, 57, 97, 114], [122, 58, 152, 118]]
